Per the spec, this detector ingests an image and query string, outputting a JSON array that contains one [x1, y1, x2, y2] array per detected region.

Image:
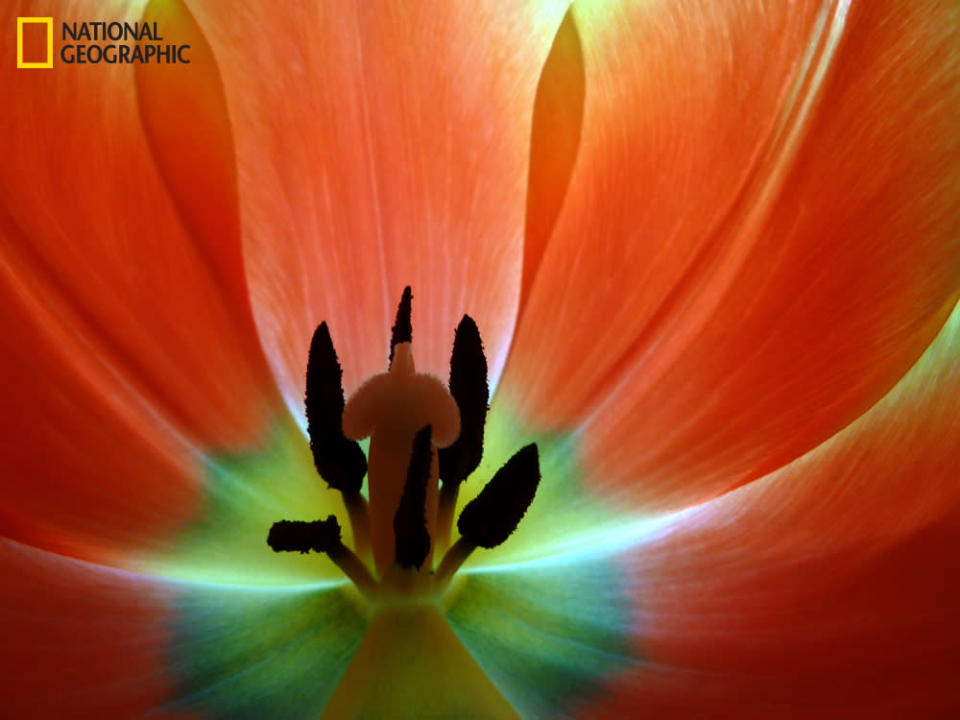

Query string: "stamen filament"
[[434, 536, 475, 585], [268, 516, 377, 596], [435, 482, 459, 554], [328, 542, 378, 597], [342, 490, 372, 563]]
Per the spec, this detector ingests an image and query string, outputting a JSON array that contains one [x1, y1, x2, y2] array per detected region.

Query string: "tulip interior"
[[154, 289, 636, 718], [8, 0, 958, 715]]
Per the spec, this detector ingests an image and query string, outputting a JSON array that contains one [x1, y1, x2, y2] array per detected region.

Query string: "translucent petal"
[[0, 0, 278, 560], [505, 0, 960, 512], [0, 0, 276, 449], [0, 539, 184, 718], [188, 0, 570, 421], [586, 295, 960, 715]]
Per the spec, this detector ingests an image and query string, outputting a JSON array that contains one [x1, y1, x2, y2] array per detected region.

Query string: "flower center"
[[267, 287, 541, 605]]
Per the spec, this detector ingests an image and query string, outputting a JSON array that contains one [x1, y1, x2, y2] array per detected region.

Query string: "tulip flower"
[[2, 0, 958, 717]]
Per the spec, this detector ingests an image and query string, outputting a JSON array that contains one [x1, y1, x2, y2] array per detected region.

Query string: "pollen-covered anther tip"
[[305, 321, 367, 494], [389, 286, 413, 365], [394, 425, 434, 570], [438, 314, 489, 487], [457, 444, 541, 549], [268, 515, 342, 554]]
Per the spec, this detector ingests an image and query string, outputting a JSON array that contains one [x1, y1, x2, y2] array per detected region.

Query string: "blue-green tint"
[[448, 404, 637, 717], [163, 583, 367, 719], [447, 558, 634, 719], [154, 396, 639, 718]]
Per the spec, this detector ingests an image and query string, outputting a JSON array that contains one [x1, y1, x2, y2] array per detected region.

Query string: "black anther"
[[457, 444, 540, 549], [305, 322, 367, 493], [439, 315, 488, 486], [394, 425, 433, 570], [389, 286, 413, 365], [268, 515, 342, 554]]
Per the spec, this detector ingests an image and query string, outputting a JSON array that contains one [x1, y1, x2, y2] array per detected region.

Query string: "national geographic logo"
[[16, 17, 52, 68], [16, 18, 191, 68]]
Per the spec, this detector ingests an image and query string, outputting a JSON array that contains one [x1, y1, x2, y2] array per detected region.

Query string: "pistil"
[[342, 339, 460, 574]]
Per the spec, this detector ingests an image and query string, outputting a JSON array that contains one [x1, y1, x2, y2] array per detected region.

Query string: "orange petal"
[[521, 7, 585, 315], [187, 0, 569, 418], [0, 540, 188, 719], [0, 0, 276, 451], [0, 258, 201, 561], [136, 0, 250, 312], [589, 297, 960, 715], [502, 0, 960, 510]]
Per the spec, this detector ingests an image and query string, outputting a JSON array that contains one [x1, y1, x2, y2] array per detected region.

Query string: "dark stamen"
[[457, 444, 540, 549], [389, 286, 413, 365], [268, 515, 377, 595], [268, 516, 341, 554], [271, 287, 545, 595], [438, 315, 488, 486], [305, 322, 367, 493], [394, 425, 433, 570]]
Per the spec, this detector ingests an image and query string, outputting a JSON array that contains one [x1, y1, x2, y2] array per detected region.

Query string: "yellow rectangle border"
[[17, 17, 54, 69]]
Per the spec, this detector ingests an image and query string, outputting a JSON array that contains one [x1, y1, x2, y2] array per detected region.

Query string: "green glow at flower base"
[[147, 411, 350, 586], [153, 395, 638, 717], [447, 561, 634, 719], [164, 583, 366, 718]]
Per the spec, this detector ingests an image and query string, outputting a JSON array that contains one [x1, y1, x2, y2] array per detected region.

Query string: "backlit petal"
[[521, 7, 585, 314], [503, 0, 960, 510], [0, 269, 198, 561], [0, 0, 279, 559], [590, 295, 960, 716], [0, 538, 365, 718], [187, 0, 569, 421], [0, 0, 276, 450], [0, 540, 186, 719]]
